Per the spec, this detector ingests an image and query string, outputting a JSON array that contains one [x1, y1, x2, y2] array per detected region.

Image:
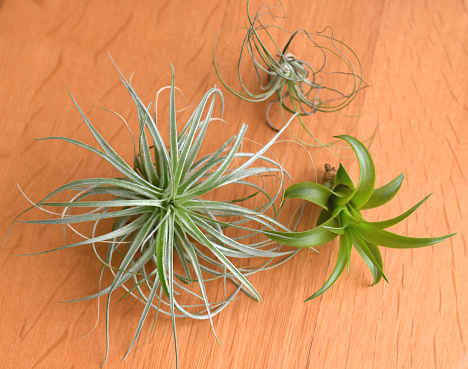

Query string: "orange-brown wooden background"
[[1, 0, 467, 368]]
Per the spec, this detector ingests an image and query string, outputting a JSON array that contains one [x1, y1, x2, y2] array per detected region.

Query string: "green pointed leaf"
[[358, 228, 455, 249], [264, 218, 339, 247], [304, 233, 350, 301], [351, 230, 387, 284], [336, 135, 375, 208], [333, 164, 355, 190], [366, 241, 385, 283], [284, 182, 333, 210], [362, 173, 404, 210], [358, 194, 431, 231], [345, 230, 352, 272]]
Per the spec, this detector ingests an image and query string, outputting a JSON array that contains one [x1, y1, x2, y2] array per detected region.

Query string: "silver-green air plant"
[[10, 64, 295, 366], [264, 135, 455, 300], [213, 1, 365, 148]]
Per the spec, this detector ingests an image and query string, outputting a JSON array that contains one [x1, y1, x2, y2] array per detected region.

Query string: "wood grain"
[[0, 0, 466, 368]]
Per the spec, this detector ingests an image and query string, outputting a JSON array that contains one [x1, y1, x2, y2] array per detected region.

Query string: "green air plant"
[[264, 135, 455, 300], [213, 0, 365, 149], [10, 64, 296, 367]]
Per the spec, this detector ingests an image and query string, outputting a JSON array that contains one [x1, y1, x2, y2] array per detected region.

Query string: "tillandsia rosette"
[[264, 135, 455, 300], [10, 63, 297, 366], [213, 0, 365, 148]]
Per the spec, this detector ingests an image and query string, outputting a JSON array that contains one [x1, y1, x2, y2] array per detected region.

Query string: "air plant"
[[10, 64, 296, 366], [213, 0, 365, 149], [264, 135, 455, 300]]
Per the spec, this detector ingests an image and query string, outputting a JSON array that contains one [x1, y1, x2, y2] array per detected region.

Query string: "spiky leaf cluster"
[[265, 135, 454, 300], [12, 65, 294, 366]]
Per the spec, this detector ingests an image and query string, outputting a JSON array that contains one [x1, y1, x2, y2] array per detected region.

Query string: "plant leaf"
[[332, 184, 355, 206], [156, 212, 170, 298], [351, 230, 387, 284], [177, 209, 261, 302], [316, 209, 332, 227], [322, 225, 346, 235], [264, 218, 339, 248], [304, 233, 350, 301], [336, 135, 375, 208], [169, 65, 178, 190], [284, 181, 334, 210], [358, 228, 455, 249], [358, 194, 431, 231], [362, 173, 404, 210], [333, 164, 355, 189]]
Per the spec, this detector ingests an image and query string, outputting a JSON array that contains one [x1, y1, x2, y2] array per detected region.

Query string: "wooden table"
[[1, 0, 466, 368]]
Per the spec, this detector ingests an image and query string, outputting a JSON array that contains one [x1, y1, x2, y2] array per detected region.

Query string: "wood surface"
[[0, 0, 467, 368]]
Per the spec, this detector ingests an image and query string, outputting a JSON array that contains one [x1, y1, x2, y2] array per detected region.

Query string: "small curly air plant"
[[265, 135, 455, 300], [9, 63, 296, 366], [213, 0, 366, 150]]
